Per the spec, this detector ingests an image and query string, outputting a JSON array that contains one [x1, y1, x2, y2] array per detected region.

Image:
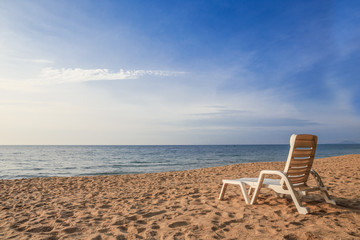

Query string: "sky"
[[0, 0, 359, 145]]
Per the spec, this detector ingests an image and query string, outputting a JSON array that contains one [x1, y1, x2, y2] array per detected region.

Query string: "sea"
[[1, 144, 359, 179]]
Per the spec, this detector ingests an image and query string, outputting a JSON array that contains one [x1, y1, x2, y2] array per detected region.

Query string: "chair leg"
[[310, 169, 336, 205], [284, 184, 309, 214], [240, 182, 251, 204], [320, 188, 336, 205], [248, 187, 254, 196], [250, 176, 265, 205], [219, 183, 228, 200]]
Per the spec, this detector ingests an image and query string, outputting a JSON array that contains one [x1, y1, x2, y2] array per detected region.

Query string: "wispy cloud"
[[10, 57, 54, 64], [37, 67, 186, 84], [0, 67, 186, 91], [171, 107, 319, 129]]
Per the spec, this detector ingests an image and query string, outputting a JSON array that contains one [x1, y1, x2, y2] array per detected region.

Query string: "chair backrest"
[[282, 134, 318, 188]]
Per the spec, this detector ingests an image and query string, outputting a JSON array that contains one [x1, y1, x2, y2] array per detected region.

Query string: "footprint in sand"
[[151, 224, 160, 230], [98, 228, 109, 233], [149, 230, 157, 237], [137, 227, 146, 233], [26, 226, 53, 233], [283, 233, 298, 240], [60, 210, 74, 218], [244, 224, 253, 230], [63, 227, 80, 234], [99, 204, 112, 209], [219, 219, 241, 229], [136, 220, 147, 225], [125, 215, 138, 221], [142, 210, 166, 218], [289, 221, 303, 226], [10, 223, 26, 232], [118, 226, 128, 233], [169, 221, 189, 228], [116, 234, 126, 240]]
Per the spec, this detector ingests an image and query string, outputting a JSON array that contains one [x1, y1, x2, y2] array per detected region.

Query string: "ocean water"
[[0, 144, 359, 179]]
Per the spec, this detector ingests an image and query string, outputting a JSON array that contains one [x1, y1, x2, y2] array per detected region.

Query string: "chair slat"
[[291, 183, 306, 188], [292, 149, 314, 157], [289, 163, 311, 168], [287, 167, 309, 175], [290, 158, 314, 165], [288, 176, 307, 184], [294, 140, 315, 148], [295, 134, 316, 140]]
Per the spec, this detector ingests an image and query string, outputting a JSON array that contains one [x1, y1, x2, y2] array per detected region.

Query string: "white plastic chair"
[[219, 134, 336, 214]]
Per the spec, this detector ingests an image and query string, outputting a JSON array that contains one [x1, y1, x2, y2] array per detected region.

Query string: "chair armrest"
[[257, 170, 294, 189], [258, 170, 288, 181], [250, 170, 295, 205]]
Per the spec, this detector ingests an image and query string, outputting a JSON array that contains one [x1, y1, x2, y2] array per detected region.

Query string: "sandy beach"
[[0, 154, 359, 240]]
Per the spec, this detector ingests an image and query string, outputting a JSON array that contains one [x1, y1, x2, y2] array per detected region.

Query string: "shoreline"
[[1, 154, 359, 239], [2, 144, 360, 180]]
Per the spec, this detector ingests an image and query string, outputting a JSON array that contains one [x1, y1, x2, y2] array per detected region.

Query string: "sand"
[[0, 154, 359, 240]]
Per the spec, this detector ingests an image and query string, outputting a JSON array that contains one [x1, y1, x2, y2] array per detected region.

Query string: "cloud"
[[37, 67, 186, 84], [10, 58, 54, 64], [175, 108, 319, 129], [0, 67, 186, 91]]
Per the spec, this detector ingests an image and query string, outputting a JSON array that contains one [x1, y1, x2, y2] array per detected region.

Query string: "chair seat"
[[223, 178, 281, 187]]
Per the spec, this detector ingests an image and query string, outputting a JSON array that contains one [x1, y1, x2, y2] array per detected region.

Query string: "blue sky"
[[0, 0, 359, 144]]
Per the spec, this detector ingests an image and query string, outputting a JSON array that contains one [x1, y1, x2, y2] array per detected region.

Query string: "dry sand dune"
[[0, 154, 359, 239]]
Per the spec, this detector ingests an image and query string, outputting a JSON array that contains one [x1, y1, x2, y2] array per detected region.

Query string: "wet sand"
[[0, 154, 359, 239]]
